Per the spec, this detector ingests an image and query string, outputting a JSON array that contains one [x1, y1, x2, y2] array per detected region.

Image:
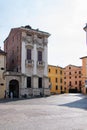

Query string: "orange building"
[[48, 65, 64, 94], [80, 56, 87, 94], [80, 24, 87, 94], [64, 65, 82, 93]]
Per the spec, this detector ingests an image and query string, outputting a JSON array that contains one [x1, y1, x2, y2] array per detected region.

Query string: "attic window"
[[38, 36, 42, 39], [27, 33, 32, 36]]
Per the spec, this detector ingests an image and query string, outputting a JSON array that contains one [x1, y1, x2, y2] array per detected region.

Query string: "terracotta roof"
[[80, 56, 87, 59]]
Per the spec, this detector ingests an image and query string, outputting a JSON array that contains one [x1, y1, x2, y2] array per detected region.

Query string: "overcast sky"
[[0, 0, 87, 67]]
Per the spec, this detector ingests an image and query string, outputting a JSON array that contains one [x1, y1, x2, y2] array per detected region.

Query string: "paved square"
[[0, 94, 87, 130]]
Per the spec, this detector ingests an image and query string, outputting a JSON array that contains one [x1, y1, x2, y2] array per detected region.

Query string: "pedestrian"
[[4, 90, 6, 99], [10, 92, 13, 99]]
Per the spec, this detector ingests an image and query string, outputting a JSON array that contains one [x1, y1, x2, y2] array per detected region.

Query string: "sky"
[[0, 0, 87, 67]]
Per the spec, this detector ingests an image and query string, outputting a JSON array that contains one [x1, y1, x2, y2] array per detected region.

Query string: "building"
[[0, 48, 6, 98], [48, 65, 64, 94], [64, 65, 82, 93], [80, 56, 87, 94], [80, 24, 87, 94], [4, 25, 50, 98]]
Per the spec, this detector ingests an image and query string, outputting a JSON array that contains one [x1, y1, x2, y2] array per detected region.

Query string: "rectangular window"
[[27, 77, 31, 88], [69, 72, 71, 75], [38, 51, 42, 61], [55, 78, 58, 83], [27, 49, 31, 60], [60, 70, 62, 75], [60, 86, 62, 90], [60, 78, 62, 83], [49, 68, 50, 72], [75, 81, 77, 85], [79, 71, 81, 74], [38, 77, 42, 88], [56, 69, 57, 74], [69, 81, 71, 86], [56, 85, 58, 90], [79, 81, 81, 86], [64, 81, 66, 85]]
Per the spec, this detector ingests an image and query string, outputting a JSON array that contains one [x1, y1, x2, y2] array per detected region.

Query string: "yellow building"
[[0, 48, 6, 98], [48, 65, 64, 94]]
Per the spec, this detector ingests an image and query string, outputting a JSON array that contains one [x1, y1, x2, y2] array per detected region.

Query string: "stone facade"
[[0, 49, 6, 98], [4, 25, 50, 98]]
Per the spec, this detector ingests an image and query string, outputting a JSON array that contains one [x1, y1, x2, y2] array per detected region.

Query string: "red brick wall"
[[4, 28, 22, 72]]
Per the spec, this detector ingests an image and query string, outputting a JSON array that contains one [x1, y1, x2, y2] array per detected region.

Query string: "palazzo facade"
[[4, 25, 50, 98]]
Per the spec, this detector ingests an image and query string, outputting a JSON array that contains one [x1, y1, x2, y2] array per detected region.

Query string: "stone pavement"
[[0, 94, 87, 130]]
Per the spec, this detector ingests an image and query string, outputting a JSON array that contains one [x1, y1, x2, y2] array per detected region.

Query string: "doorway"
[[9, 80, 19, 98]]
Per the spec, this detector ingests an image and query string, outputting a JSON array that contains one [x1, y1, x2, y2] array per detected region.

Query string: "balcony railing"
[[37, 61, 44, 67], [25, 59, 34, 67]]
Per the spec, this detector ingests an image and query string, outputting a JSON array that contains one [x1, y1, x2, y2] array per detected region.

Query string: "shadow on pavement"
[[0, 98, 26, 103], [0, 96, 47, 103], [59, 96, 87, 110]]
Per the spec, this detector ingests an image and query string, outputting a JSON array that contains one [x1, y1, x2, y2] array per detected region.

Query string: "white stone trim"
[[21, 41, 26, 73]]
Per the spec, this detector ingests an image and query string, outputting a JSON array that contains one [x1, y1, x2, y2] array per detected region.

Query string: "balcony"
[[37, 61, 44, 67], [25, 60, 34, 67]]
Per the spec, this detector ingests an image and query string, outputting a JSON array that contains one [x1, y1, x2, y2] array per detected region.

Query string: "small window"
[[27, 33, 32, 36], [69, 67, 71, 69], [38, 36, 42, 39], [49, 69, 50, 72], [1, 67, 4, 70], [75, 76, 77, 78], [0, 83, 4, 86]]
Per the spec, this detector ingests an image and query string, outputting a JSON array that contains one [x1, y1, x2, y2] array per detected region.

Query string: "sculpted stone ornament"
[[33, 34, 38, 43]]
